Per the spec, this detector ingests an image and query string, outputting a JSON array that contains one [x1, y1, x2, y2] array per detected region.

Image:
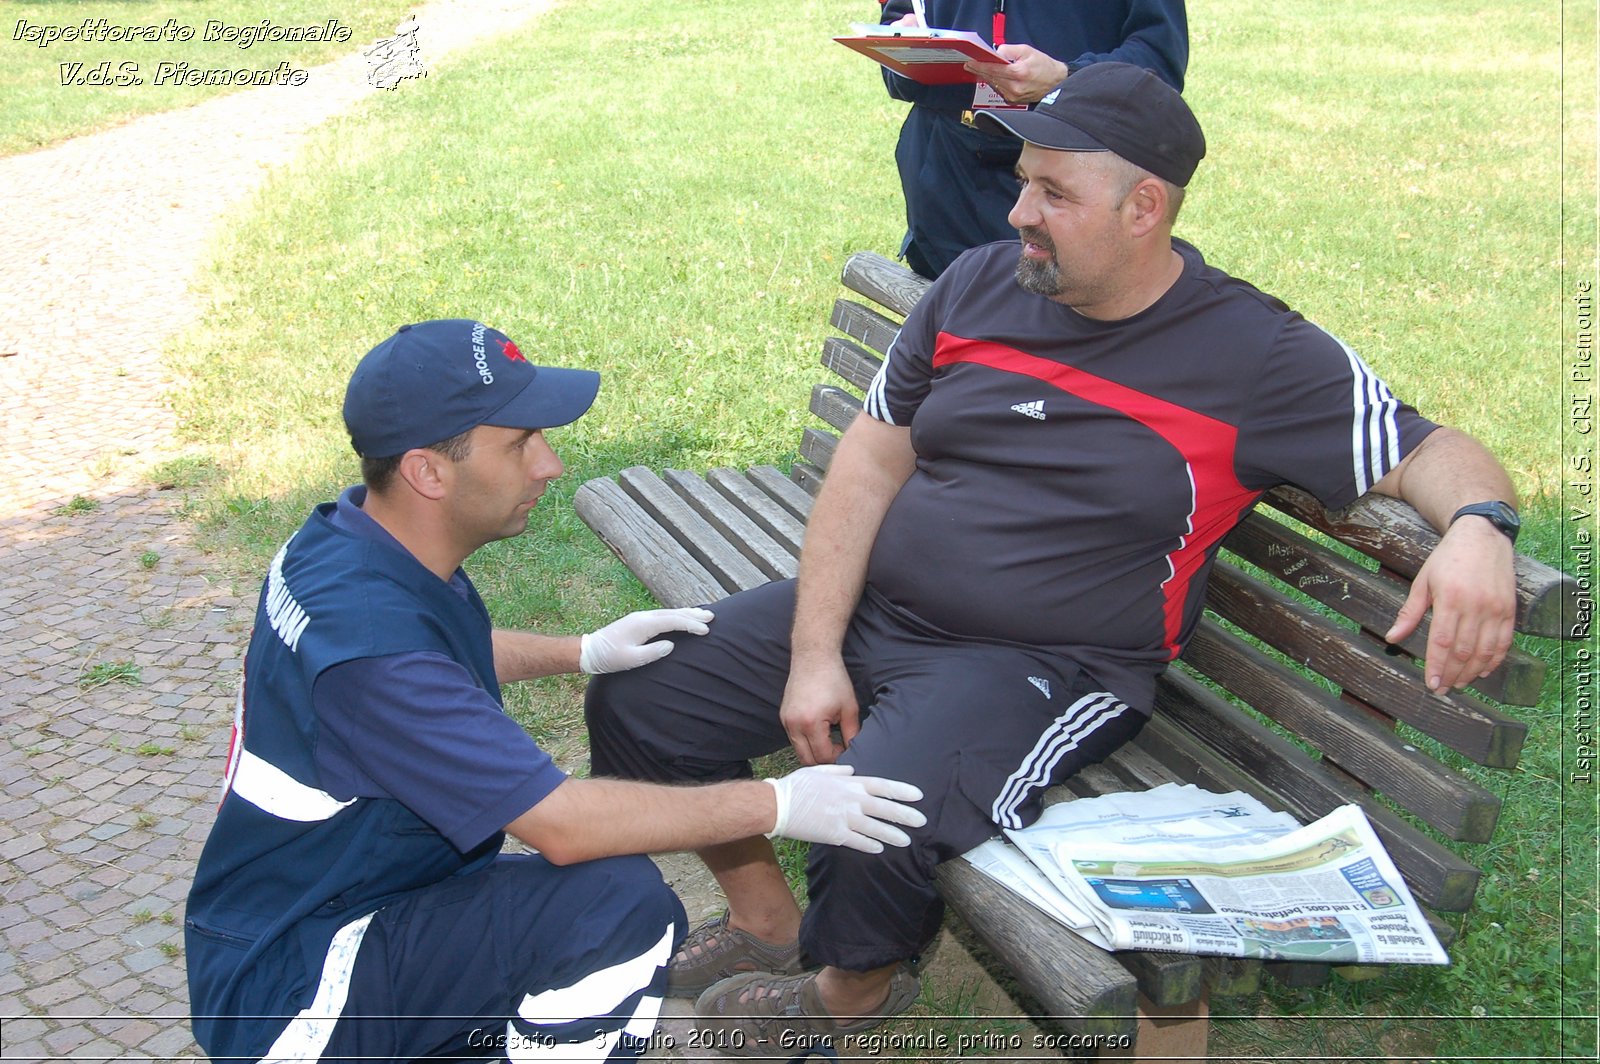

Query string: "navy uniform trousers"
[[258, 854, 684, 1063], [896, 107, 1025, 280]]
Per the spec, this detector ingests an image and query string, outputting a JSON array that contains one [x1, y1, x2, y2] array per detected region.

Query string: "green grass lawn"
[[142, 0, 1597, 1057], [0, 0, 420, 155]]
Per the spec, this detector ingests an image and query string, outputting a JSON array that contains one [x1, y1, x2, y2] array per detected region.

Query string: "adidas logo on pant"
[[1011, 400, 1045, 420]]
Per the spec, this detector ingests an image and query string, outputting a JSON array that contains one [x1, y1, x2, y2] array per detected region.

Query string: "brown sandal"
[[666, 911, 804, 998], [691, 965, 920, 1056]]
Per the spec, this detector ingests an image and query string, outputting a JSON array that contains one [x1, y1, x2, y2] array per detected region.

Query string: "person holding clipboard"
[[877, 0, 1188, 279]]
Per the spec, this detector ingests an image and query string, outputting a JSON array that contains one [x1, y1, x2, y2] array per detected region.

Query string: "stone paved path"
[[0, 4, 555, 1059], [0, 3, 1044, 1059]]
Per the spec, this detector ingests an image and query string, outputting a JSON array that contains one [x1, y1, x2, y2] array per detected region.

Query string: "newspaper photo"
[[966, 784, 1447, 965]]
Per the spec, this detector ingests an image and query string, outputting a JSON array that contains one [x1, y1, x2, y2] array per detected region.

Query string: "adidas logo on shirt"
[[1027, 676, 1052, 699], [1011, 400, 1045, 420]]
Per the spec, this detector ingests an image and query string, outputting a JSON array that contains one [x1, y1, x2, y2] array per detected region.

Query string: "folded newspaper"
[[964, 784, 1447, 965]]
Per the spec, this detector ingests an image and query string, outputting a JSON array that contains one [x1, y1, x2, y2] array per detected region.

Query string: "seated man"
[[585, 64, 1519, 1049], [184, 319, 926, 1063]]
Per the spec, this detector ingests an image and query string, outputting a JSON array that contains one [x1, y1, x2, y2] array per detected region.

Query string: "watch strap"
[[1449, 501, 1520, 543]]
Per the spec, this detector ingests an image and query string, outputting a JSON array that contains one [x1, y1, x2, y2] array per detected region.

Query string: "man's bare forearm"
[[491, 629, 581, 682], [1370, 427, 1517, 529], [509, 777, 776, 864]]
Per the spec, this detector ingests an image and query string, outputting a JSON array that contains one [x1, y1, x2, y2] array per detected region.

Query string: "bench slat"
[[572, 478, 725, 609], [1123, 713, 1303, 837], [842, 250, 930, 319], [662, 470, 797, 583], [934, 858, 1139, 1038], [617, 468, 770, 597], [745, 465, 817, 524], [1206, 562, 1527, 768], [1264, 484, 1576, 638], [1206, 956, 1264, 997], [706, 468, 808, 556], [1222, 512, 1544, 706], [1116, 948, 1207, 1010], [791, 460, 826, 497], [821, 335, 885, 393], [1181, 622, 1502, 843], [798, 426, 839, 473], [1086, 741, 1188, 793], [829, 298, 901, 359], [1147, 673, 1482, 912], [810, 383, 861, 434]]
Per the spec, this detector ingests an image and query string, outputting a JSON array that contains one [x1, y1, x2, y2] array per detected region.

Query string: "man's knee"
[[581, 853, 679, 911], [528, 854, 686, 962], [607, 855, 686, 957], [583, 665, 640, 728], [583, 671, 652, 778]]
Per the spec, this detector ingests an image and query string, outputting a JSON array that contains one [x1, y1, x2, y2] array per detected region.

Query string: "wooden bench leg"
[[1098, 990, 1209, 1062]]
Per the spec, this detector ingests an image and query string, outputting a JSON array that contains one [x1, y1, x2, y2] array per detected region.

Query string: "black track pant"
[[585, 580, 1143, 972]]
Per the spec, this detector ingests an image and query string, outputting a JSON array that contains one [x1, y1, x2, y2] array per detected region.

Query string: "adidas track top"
[[862, 239, 1436, 712]]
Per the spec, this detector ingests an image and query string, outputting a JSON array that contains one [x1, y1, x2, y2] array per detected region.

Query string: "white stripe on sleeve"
[[863, 332, 901, 424], [1337, 337, 1401, 495]]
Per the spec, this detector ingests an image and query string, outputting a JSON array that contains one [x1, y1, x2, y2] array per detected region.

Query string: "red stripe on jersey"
[[933, 333, 1260, 657]]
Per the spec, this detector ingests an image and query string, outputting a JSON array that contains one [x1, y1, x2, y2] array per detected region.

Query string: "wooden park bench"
[[574, 251, 1581, 1058]]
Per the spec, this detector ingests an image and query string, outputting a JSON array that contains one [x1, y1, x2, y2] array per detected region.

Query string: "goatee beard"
[[1015, 228, 1062, 297]]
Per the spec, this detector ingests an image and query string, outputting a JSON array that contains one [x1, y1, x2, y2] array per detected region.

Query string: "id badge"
[[971, 82, 1026, 111]]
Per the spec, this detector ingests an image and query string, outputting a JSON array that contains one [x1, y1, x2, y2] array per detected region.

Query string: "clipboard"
[[833, 26, 1009, 86]]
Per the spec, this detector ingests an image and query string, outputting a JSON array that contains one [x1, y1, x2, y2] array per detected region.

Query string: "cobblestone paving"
[[0, 4, 551, 1059], [0, 4, 1040, 1059]]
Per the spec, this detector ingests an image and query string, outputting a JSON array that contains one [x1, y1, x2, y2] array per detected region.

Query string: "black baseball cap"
[[343, 319, 600, 458], [972, 62, 1206, 187]]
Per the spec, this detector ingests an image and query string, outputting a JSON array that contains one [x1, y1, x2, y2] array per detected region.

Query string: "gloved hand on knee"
[[765, 764, 925, 853], [579, 607, 715, 674]]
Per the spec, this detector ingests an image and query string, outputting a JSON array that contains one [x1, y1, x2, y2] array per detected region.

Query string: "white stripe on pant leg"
[[510, 923, 675, 1061], [623, 995, 664, 1039], [993, 695, 1127, 829], [506, 1021, 620, 1063], [991, 693, 1121, 829], [999, 699, 1125, 829], [517, 923, 675, 1021], [261, 912, 376, 1063], [1011, 697, 1126, 819], [504, 997, 664, 1064]]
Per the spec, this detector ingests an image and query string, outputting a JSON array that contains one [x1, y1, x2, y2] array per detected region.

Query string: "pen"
[[910, 0, 927, 30]]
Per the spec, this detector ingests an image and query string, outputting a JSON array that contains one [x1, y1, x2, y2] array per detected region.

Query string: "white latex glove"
[[765, 764, 926, 854], [579, 607, 714, 674]]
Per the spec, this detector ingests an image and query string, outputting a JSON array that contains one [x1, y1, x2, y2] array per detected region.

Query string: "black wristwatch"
[[1449, 501, 1521, 543]]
